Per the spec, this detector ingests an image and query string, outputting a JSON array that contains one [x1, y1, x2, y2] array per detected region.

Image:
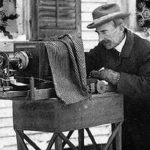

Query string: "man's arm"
[[90, 57, 150, 99], [85, 44, 104, 76], [117, 73, 150, 100]]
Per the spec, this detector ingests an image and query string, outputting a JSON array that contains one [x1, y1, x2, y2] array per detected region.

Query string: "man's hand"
[[89, 68, 120, 85]]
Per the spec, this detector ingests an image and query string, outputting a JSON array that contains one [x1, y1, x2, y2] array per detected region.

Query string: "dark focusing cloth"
[[44, 34, 89, 104]]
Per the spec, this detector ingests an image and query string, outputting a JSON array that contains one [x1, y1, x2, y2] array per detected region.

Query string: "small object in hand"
[[86, 78, 116, 94], [89, 68, 120, 85], [96, 80, 115, 94], [87, 78, 97, 93]]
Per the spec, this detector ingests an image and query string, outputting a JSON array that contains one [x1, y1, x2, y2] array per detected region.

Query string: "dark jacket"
[[85, 29, 150, 150]]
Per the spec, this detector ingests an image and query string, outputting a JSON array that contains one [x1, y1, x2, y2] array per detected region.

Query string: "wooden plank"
[[82, 0, 107, 2], [39, 8, 56, 14], [59, 2, 76, 7], [0, 127, 16, 137], [83, 41, 99, 51], [0, 117, 13, 128], [59, 12, 76, 18], [115, 123, 122, 150], [82, 3, 105, 13], [58, 133, 78, 150], [62, 131, 74, 148], [82, 13, 93, 21], [0, 108, 12, 118], [39, 17, 56, 22], [39, 0, 77, 4], [39, 0, 56, 6], [39, 13, 56, 18], [82, 22, 94, 30], [39, 5, 56, 9], [0, 91, 28, 98], [55, 136, 63, 150], [76, 0, 81, 34], [15, 130, 29, 150], [0, 100, 12, 108], [46, 133, 58, 150], [82, 15, 93, 23], [57, 94, 123, 132], [0, 88, 55, 101], [30, 0, 39, 40], [60, 0, 76, 2], [13, 93, 123, 132], [0, 136, 17, 147], [78, 129, 84, 150], [82, 31, 98, 40], [39, 21, 56, 29], [57, 21, 76, 28], [57, 19, 76, 23], [1, 145, 17, 150]]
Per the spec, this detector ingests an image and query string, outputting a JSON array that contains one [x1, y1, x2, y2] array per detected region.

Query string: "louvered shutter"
[[30, 0, 81, 40]]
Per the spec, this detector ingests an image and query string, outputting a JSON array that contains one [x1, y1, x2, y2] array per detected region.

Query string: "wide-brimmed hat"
[[87, 3, 130, 29]]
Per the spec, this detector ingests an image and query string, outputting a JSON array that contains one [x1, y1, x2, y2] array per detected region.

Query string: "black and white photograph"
[[0, 0, 150, 150]]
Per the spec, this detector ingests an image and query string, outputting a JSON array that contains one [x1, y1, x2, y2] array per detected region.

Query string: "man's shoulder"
[[130, 31, 150, 57], [128, 29, 150, 42], [135, 33, 150, 47], [127, 29, 150, 47]]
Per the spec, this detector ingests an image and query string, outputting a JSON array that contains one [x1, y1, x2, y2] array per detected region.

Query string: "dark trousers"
[[122, 120, 150, 150]]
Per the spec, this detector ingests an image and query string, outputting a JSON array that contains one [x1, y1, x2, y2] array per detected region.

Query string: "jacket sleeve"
[[117, 52, 150, 100], [85, 44, 103, 76]]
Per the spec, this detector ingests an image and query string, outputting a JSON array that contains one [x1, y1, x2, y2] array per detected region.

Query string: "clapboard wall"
[[81, 0, 107, 52], [0, 0, 118, 149]]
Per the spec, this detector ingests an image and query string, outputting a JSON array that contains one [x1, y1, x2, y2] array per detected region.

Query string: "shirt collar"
[[115, 34, 126, 53]]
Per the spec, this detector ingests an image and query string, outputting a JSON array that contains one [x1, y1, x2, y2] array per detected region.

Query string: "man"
[[85, 3, 150, 150]]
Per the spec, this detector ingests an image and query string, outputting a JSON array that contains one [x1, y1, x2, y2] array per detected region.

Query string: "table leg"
[[103, 122, 123, 150], [115, 123, 122, 150], [15, 130, 29, 150], [55, 136, 62, 150], [78, 129, 84, 150]]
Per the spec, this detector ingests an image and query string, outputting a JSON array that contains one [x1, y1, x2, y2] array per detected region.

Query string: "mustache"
[[102, 40, 111, 45]]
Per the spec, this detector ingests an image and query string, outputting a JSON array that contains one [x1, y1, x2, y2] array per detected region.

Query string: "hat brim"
[[87, 12, 130, 29]]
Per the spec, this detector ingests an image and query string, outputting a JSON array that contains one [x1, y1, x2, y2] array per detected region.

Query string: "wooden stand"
[[13, 93, 123, 150]]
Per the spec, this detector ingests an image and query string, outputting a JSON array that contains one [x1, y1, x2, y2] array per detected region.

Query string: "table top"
[[13, 92, 124, 132]]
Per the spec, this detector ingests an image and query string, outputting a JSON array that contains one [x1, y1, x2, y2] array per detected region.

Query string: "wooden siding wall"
[[81, 0, 127, 52], [0, 0, 118, 150], [81, 0, 107, 52]]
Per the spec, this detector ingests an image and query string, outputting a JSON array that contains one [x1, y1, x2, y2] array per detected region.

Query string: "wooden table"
[[13, 92, 123, 150]]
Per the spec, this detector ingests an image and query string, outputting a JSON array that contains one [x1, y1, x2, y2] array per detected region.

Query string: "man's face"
[[95, 21, 123, 49]]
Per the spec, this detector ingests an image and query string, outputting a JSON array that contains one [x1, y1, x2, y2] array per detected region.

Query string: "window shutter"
[[30, 0, 81, 40]]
